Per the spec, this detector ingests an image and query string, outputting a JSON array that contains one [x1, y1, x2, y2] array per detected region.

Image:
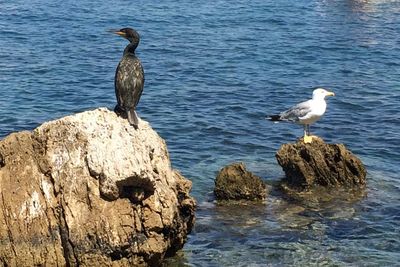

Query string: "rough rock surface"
[[276, 137, 366, 193], [214, 162, 267, 201], [0, 108, 196, 267]]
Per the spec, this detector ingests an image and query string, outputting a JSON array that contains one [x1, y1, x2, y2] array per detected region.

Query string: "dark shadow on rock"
[[0, 152, 4, 167]]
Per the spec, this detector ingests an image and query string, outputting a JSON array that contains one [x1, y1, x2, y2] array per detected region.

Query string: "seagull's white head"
[[312, 88, 335, 100]]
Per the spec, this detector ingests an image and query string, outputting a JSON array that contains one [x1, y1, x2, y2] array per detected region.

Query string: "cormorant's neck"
[[123, 42, 138, 55]]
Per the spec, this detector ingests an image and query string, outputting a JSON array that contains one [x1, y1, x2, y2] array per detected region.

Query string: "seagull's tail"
[[267, 115, 282, 122], [127, 108, 139, 129]]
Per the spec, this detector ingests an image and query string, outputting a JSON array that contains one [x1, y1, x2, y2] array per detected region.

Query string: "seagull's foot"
[[303, 135, 313, 143]]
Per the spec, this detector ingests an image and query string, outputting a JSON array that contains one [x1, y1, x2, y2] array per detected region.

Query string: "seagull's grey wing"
[[279, 100, 312, 122]]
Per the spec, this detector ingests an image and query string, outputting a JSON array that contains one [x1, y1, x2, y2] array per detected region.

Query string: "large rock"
[[276, 137, 366, 194], [214, 162, 267, 201], [0, 108, 196, 266]]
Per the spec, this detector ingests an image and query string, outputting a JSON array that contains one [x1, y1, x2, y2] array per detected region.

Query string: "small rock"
[[214, 162, 267, 201], [276, 137, 367, 191]]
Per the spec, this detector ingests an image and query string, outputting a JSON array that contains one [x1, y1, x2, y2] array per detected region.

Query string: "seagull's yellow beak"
[[327, 91, 335, 96]]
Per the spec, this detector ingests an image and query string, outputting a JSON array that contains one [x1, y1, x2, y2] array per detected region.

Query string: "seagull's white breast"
[[298, 99, 327, 125]]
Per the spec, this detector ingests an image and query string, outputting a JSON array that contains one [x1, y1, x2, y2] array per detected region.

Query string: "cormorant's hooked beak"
[[108, 29, 127, 38]]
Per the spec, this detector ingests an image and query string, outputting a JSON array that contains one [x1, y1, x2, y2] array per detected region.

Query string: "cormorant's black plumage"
[[113, 27, 144, 129]]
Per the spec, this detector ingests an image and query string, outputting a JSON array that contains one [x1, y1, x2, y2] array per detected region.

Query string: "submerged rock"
[[0, 108, 196, 267], [214, 162, 267, 201], [276, 137, 366, 197]]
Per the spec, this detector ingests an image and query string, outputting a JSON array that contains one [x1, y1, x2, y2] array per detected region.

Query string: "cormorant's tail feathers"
[[127, 109, 139, 129], [267, 115, 282, 121]]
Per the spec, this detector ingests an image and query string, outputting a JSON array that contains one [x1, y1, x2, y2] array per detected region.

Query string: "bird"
[[267, 88, 335, 143], [112, 27, 145, 129]]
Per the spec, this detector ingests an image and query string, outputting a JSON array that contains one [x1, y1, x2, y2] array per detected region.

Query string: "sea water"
[[1, 0, 399, 266]]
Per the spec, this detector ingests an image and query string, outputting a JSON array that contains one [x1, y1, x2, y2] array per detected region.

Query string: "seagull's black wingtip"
[[267, 115, 281, 121]]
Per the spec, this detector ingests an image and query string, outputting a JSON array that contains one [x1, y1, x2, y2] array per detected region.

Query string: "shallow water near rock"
[[1, 0, 400, 266]]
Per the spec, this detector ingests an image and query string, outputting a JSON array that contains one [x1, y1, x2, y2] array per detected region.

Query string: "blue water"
[[1, 0, 400, 266]]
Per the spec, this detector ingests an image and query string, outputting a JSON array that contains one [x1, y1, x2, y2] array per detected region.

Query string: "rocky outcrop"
[[214, 162, 267, 201], [0, 108, 196, 266], [276, 137, 366, 197]]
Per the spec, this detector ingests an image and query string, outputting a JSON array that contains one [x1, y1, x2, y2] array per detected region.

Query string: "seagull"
[[267, 88, 335, 143]]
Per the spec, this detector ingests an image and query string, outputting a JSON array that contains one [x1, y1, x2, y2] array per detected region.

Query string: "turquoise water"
[[1, 0, 399, 266]]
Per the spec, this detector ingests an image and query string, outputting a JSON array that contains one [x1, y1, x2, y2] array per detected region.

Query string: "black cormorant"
[[113, 27, 144, 129]]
